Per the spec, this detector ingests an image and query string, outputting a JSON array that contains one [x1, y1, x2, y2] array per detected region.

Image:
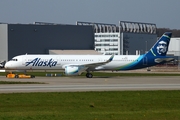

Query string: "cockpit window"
[[10, 59, 18, 61]]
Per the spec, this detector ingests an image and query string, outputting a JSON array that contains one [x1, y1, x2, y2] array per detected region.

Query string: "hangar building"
[[168, 38, 180, 56], [77, 21, 157, 55], [0, 22, 94, 61]]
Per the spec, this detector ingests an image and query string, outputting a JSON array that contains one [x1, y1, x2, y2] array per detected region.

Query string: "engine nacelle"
[[65, 66, 84, 76]]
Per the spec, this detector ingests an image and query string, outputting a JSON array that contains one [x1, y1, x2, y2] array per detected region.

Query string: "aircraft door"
[[143, 57, 148, 65], [22, 56, 27, 65], [56, 57, 61, 65]]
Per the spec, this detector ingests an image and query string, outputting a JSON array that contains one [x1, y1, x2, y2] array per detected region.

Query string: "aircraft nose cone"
[[4, 62, 11, 69]]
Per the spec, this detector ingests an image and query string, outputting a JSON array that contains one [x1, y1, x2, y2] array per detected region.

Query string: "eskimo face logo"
[[156, 41, 167, 55], [26, 58, 57, 67]]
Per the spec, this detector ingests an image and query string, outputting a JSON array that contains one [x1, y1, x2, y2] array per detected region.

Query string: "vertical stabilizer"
[[146, 32, 172, 57]]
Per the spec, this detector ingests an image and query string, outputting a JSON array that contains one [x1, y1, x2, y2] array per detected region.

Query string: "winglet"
[[107, 54, 114, 62]]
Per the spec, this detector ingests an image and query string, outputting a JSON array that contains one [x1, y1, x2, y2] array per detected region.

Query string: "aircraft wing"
[[83, 54, 114, 70], [63, 54, 114, 71]]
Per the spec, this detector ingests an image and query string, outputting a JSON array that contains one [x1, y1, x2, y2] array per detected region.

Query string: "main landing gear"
[[86, 73, 93, 78]]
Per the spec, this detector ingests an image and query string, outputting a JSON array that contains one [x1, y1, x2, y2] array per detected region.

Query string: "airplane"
[[4, 32, 174, 78]]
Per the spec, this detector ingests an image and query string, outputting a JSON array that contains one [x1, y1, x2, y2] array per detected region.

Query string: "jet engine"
[[64, 66, 84, 76]]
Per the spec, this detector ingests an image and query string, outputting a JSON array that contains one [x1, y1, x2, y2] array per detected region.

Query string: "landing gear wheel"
[[15, 74, 19, 78], [31, 75, 35, 78], [86, 73, 93, 78]]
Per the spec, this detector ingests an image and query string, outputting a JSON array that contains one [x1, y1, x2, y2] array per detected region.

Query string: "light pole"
[[145, 41, 148, 53]]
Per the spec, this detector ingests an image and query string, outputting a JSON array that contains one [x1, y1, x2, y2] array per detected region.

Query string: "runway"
[[0, 76, 180, 93]]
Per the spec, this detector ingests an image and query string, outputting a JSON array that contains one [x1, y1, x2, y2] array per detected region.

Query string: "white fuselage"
[[5, 54, 143, 71]]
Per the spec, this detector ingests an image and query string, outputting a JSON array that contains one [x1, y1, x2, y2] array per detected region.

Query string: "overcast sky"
[[0, 0, 180, 29]]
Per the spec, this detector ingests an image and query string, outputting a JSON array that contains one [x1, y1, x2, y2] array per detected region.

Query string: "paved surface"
[[0, 76, 180, 93]]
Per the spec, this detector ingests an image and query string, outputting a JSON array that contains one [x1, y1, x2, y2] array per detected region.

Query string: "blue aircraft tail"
[[145, 32, 172, 57], [114, 32, 173, 70]]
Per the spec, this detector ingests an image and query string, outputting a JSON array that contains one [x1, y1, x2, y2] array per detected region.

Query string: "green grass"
[[0, 81, 45, 84], [0, 91, 180, 120]]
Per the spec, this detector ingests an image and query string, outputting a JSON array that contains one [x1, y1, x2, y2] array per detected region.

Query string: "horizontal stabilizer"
[[154, 58, 174, 63]]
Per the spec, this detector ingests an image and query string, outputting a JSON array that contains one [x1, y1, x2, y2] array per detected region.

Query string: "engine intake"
[[65, 66, 84, 76]]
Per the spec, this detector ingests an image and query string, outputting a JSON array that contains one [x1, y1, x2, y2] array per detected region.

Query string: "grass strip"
[[0, 91, 180, 120]]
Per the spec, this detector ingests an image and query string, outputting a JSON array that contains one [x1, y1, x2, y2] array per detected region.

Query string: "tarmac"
[[0, 74, 180, 93]]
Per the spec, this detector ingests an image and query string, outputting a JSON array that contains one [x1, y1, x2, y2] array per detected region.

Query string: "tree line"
[[157, 28, 180, 37]]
